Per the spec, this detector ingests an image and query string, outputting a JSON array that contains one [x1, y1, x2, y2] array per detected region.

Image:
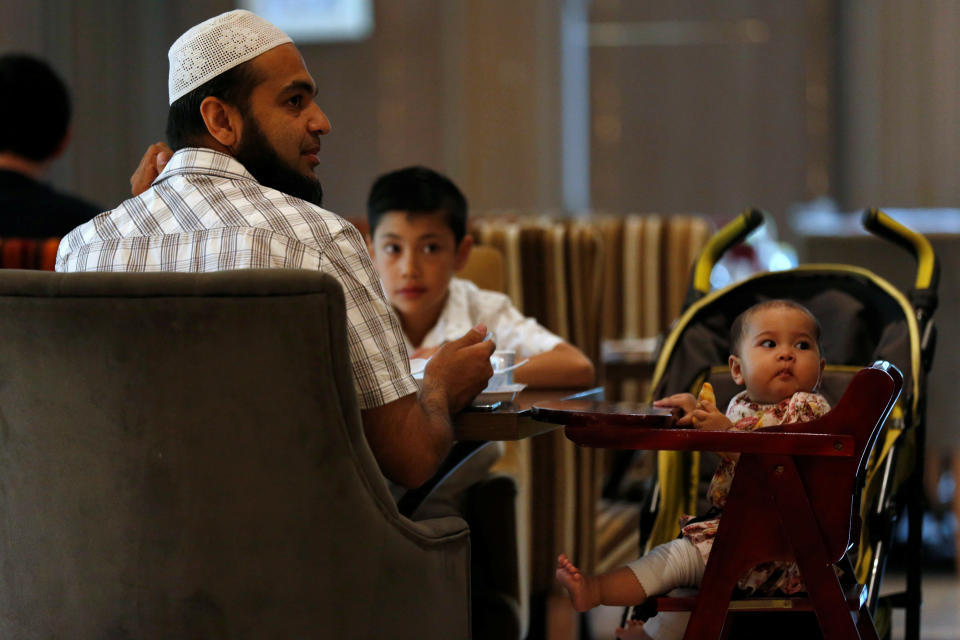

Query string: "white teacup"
[[488, 350, 516, 388]]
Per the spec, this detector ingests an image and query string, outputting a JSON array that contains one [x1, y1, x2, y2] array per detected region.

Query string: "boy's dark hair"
[[0, 54, 71, 162], [729, 299, 822, 356], [366, 166, 468, 244], [166, 60, 261, 151]]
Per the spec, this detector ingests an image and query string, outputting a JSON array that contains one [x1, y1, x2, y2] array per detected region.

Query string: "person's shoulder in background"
[[0, 168, 101, 237]]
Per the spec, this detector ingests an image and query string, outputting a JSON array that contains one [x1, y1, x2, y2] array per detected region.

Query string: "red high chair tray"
[[530, 399, 678, 428], [531, 399, 856, 457]]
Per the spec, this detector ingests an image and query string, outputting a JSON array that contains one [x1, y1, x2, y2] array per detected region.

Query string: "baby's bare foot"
[[555, 553, 596, 612]]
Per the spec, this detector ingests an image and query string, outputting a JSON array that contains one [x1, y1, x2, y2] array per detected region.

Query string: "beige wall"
[[840, 0, 960, 209], [4, 1, 960, 221], [587, 0, 817, 220], [1, 0, 232, 209], [0, 0, 567, 218]]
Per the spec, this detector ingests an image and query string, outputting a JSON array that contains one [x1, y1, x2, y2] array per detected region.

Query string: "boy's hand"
[[131, 142, 173, 196], [422, 323, 495, 413], [654, 393, 697, 426], [689, 401, 733, 431]]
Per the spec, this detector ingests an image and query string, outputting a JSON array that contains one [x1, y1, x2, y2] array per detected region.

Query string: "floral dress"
[[679, 390, 831, 594]]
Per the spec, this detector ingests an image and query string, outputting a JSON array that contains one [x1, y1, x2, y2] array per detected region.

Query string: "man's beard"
[[234, 116, 324, 207]]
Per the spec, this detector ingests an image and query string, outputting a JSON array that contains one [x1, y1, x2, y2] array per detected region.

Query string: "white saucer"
[[410, 358, 429, 380], [472, 383, 527, 406]]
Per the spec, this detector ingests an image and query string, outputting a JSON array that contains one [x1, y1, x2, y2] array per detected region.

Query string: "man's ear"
[[453, 233, 474, 271], [199, 96, 242, 149], [729, 354, 744, 385], [364, 233, 375, 258]]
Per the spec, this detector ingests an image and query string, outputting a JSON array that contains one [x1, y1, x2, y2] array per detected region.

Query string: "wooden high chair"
[[533, 361, 902, 639]]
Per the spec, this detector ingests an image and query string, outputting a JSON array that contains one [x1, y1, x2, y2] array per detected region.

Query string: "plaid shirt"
[[57, 147, 418, 410]]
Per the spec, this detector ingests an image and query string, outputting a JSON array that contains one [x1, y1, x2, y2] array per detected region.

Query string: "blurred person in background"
[[0, 54, 100, 236]]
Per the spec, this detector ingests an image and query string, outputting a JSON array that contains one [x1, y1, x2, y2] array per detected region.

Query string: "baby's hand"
[[654, 393, 697, 426], [690, 401, 733, 431]]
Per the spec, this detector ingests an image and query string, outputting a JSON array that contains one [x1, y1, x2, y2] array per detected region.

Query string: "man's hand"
[[422, 324, 495, 413], [130, 142, 173, 196]]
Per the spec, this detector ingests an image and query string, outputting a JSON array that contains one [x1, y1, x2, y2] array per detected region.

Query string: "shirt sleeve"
[[473, 289, 564, 359], [783, 392, 832, 424], [318, 223, 418, 409]]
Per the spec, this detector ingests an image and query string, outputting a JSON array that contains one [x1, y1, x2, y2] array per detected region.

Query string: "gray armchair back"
[[0, 269, 470, 639]]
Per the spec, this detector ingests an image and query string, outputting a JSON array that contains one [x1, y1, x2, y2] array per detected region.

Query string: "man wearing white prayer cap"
[[56, 9, 495, 490]]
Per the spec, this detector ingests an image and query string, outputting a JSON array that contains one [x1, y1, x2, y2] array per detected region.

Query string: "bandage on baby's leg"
[[626, 537, 705, 596]]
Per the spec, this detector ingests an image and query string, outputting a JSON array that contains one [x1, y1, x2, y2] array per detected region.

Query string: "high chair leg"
[[855, 603, 880, 640], [770, 455, 863, 639], [682, 512, 746, 638], [682, 455, 774, 639]]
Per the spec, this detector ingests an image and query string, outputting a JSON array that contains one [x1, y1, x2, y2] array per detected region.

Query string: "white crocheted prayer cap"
[[168, 9, 292, 105]]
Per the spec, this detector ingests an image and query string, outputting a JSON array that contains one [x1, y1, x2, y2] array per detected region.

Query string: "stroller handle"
[[861, 209, 939, 294], [687, 208, 765, 303]]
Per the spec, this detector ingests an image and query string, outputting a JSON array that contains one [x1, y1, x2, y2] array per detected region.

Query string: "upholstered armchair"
[[0, 269, 470, 639]]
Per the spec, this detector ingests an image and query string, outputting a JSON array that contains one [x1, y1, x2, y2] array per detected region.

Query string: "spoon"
[[493, 358, 529, 375]]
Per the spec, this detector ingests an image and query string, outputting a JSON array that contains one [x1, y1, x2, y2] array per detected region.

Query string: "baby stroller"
[[619, 208, 937, 638]]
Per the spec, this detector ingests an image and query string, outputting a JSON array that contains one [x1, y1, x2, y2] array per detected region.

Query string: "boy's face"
[[728, 306, 825, 404], [366, 211, 472, 326]]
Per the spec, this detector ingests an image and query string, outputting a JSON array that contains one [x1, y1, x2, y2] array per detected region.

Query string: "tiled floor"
[[584, 570, 960, 639]]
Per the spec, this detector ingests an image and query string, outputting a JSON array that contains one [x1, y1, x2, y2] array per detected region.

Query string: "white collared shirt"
[[57, 147, 417, 410], [407, 277, 563, 358]]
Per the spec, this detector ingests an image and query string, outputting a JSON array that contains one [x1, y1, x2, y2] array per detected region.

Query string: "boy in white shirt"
[[365, 165, 594, 388], [366, 167, 595, 638]]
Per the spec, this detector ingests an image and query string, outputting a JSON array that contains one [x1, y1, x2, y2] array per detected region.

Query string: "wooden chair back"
[[457, 244, 505, 292]]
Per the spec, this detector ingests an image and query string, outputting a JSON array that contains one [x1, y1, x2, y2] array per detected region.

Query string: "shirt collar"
[[155, 147, 256, 186], [414, 279, 473, 351]]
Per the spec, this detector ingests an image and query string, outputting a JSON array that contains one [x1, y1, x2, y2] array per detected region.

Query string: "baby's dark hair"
[[366, 166, 468, 244], [729, 299, 822, 356]]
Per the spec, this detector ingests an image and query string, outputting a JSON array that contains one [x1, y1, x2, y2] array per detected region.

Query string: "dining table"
[[453, 386, 605, 441], [398, 386, 604, 516], [400, 386, 604, 514]]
